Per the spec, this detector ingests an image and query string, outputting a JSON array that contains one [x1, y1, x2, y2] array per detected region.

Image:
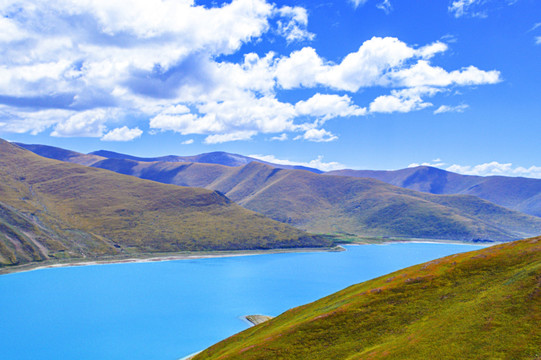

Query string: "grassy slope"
[[327, 166, 541, 217], [16, 143, 541, 241], [195, 236, 541, 360], [0, 140, 330, 268]]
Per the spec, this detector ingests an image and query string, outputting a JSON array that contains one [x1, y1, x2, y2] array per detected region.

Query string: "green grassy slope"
[[0, 140, 330, 268], [327, 166, 541, 217], [16, 143, 541, 241], [195, 236, 541, 360]]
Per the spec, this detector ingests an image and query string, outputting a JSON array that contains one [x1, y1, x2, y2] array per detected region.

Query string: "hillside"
[[327, 166, 541, 217], [15, 143, 541, 241], [0, 140, 330, 269], [194, 236, 541, 360]]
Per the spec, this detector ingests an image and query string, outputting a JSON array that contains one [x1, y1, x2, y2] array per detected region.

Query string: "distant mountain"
[[327, 166, 541, 217], [89, 149, 323, 173], [0, 140, 329, 269], [16, 143, 541, 241], [194, 236, 541, 360]]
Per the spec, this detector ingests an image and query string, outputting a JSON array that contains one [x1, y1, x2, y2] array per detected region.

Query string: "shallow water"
[[0, 242, 485, 359]]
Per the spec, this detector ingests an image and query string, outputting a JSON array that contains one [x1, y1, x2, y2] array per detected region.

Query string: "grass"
[[194, 236, 541, 360]]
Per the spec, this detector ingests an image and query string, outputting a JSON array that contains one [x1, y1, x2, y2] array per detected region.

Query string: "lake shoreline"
[[0, 246, 346, 276], [0, 238, 496, 276]]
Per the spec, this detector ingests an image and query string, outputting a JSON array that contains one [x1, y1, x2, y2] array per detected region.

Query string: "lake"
[[0, 242, 485, 359]]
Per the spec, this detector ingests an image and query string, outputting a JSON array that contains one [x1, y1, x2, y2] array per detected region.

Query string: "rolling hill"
[[327, 166, 541, 217], [14, 143, 541, 241], [194, 236, 541, 360], [0, 140, 330, 269]]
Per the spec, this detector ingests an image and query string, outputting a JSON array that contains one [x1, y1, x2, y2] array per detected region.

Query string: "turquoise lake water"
[[0, 243, 485, 359]]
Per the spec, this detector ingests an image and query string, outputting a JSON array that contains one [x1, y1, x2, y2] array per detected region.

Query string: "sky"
[[0, 0, 540, 177]]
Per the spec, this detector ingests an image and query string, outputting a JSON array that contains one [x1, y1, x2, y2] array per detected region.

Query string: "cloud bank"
[[0, 0, 501, 143], [409, 160, 541, 179]]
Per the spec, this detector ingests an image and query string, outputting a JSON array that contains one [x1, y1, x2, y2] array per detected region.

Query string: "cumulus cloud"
[[101, 126, 142, 141], [0, 0, 502, 143], [276, 6, 315, 42], [275, 37, 498, 92], [181, 139, 194, 145], [51, 109, 110, 137], [295, 93, 367, 121], [536, 36, 541, 45], [295, 128, 338, 142], [370, 87, 439, 113], [434, 104, 469, 114], [249, 154, 345, 171]]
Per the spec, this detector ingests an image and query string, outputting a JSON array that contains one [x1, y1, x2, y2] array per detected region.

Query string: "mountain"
[[0, 140, 330, 269], [326, 166, 541, 217], [194, 236, 541, 360], [89, 149, 323, 173], [14, 143, 541, 241]]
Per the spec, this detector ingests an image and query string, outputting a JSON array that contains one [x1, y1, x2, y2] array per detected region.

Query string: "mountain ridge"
[[14, 142, 541, 241], [327, 166, 541, 217]]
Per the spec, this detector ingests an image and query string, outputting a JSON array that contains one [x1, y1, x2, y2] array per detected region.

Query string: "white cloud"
[[448, 0, 518, 18], [536, 36, 541, 45], [434, 104, 469, 114], [369, 87, 439, 113], [385, 61, 500, 87], [349, 0, 370, 9], [295, 93, 367, 121], [275, 37, 497, 93], [270, 133, 288, 141], [449, 0, 486, 18], [51, 109, 111, 137], [0, 1, 502, 143], [181, 139, 194, 145], [204, 131, 257, 144], [296, 128, 338, 142], [408, 159, 541, 179], [446, 162, 541, 179], [249, 154, 345, 171], [101, 126, 142, 141], [376, 0, 393, 14], [408, 159, 447, 168], [276, 6, 315, 42]]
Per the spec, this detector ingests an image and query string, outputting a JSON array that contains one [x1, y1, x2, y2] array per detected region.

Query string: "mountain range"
[[327, 166, 541, 217], [15, 143, 541, 242], [194, 236, 541, 359], [0, 140, 329, 269]]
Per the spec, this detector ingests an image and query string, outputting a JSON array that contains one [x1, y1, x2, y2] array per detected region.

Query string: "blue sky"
[[1, 0, 540, 177]]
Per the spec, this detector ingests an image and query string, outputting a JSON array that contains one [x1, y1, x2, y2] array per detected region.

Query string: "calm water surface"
[[0, 243, 485, 359]]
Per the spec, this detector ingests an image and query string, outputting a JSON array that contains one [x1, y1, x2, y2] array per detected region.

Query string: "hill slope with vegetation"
[[327, 166, 541, 217], [195, 236, 541, 360], [0, 140, 330, 269]]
